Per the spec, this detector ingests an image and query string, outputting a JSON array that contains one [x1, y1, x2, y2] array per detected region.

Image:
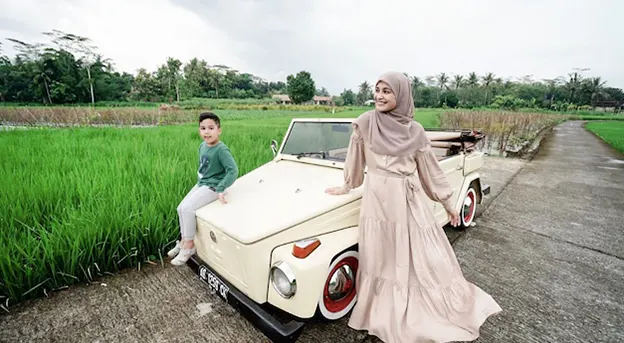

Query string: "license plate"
[[198, 265, 230, 302]]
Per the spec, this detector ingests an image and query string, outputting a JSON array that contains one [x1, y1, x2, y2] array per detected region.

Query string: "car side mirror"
[[270, 140, 278, 156]]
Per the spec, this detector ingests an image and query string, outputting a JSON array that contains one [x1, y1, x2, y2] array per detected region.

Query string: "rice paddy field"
[[585, 121, 624, 153], [0, 106, 442, 308], [0, 104, 588, 308]]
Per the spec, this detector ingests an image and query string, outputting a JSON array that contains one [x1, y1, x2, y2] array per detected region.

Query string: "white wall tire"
[[460, 187, 477, 229], [317, 250, 359, 321]]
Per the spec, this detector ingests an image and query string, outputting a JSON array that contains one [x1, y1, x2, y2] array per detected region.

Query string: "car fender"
[[453, 171, 484, 210], [267, 226, 359, 319]]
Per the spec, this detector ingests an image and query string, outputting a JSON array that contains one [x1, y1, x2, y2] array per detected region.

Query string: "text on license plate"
[[199, 265, 230, 301]]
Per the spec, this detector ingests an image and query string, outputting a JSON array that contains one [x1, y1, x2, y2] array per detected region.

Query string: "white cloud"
[[1, 0, 623, 95]]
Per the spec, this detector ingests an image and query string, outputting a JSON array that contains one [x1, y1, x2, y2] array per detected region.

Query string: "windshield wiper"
[[295, 151, 327, 159]]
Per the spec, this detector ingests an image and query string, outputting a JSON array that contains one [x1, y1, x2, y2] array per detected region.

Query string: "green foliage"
[[490, 95, 528, 111], [404, 71, 623, 113], [340, 89, 356, 106], [585, 121, 624, 153], [2, 30, 623, 115], [286, 71, 316, 104], [356, 81, 372, 106]]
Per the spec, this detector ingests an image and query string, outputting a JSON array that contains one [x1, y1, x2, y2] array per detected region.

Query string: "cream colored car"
[[186, 118, 490, 343]]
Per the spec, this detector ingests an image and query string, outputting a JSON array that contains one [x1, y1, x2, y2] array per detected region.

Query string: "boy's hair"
[[198, 112, 220, 127]]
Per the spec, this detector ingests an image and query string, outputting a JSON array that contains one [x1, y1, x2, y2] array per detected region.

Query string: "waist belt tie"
[[371, 169, 419, 296]]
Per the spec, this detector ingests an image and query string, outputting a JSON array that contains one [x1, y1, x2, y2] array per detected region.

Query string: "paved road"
[[1, 121, 622, 343], [450, 121, 624, 343]]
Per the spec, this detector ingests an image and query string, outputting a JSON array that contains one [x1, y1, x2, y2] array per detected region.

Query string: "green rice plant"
[[0, 121, 287, 304], [585, 121, 624, 153]]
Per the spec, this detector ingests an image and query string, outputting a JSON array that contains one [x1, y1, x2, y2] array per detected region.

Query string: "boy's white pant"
[[177, 185, 218, 240]]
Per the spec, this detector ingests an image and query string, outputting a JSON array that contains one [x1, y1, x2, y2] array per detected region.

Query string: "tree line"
[[0, 30, 622, 112], [335, 72, 624, 112], [0, 30, 287, 105]]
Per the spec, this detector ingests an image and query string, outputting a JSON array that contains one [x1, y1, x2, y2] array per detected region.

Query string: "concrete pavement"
[[450, 121, 624, 343]]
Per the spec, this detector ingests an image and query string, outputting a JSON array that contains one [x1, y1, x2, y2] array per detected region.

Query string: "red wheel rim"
[[323, 256, 358, 313], [463, 190, 476, 224]]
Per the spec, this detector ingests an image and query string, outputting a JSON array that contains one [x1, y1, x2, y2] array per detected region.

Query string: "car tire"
[[316, 249, 359, 321], [459, 187, 477, 229]]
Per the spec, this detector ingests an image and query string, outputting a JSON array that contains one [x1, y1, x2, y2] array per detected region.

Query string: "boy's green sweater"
[[197, 141, 238, 193]]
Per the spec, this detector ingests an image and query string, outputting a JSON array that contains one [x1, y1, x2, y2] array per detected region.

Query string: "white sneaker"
[[171, 247, 196, 266], [167, 240, 182, 258]]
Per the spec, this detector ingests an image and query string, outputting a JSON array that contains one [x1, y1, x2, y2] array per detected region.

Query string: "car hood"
[[195, 159, 363, 244]]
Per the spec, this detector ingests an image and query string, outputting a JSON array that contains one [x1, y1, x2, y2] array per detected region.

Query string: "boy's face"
[[199, 119, 221, 145]]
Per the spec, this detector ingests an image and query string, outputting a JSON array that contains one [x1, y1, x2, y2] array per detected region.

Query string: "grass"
[[0, 107, 441, 307], [585, 121, 624, 153], [0, 123, 282, 305], [573, 114, 624, 122]]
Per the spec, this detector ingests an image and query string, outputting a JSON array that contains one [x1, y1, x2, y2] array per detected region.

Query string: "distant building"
[[272, 94, 335, 106], [272, 94, 292, 104], [312, 96, 334, 106]]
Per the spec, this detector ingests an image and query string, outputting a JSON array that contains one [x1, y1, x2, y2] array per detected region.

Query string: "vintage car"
[[185, 118, 490, 343]]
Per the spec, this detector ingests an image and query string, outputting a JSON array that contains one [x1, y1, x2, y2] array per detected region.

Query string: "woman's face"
[[374, 81, 397, 112]]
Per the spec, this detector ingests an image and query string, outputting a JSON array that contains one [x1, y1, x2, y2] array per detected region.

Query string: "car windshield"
[[281, 121, 353, 162]]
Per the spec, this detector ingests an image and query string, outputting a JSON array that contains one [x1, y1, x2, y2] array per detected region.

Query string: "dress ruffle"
[[348, 217, 502, 343]]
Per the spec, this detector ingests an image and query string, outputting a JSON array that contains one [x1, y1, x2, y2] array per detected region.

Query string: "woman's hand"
[[218, 192, 228, 204], [325, 185, 349, 195], [447, 208, 460, 227]]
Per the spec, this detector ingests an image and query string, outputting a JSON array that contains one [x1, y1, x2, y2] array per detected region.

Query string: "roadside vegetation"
[[585, 121, 624, 153]]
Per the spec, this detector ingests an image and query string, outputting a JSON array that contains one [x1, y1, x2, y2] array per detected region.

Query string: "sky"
[[1, 0, 622, 95]]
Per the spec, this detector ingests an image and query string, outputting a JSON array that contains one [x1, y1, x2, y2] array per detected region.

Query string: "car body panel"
[[267, 227, 359, 319], [195, 159, 361, 245]]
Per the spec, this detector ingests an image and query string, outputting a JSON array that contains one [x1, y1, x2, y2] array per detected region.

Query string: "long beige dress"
[[342, 124, 502, 343]]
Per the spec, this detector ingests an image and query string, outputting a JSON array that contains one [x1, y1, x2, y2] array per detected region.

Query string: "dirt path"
[[2, 120, 622, 343]]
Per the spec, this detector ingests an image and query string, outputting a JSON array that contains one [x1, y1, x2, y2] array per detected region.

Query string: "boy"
[[168, 112, 239, 266]]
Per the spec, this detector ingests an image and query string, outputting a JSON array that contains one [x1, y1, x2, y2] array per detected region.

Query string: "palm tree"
[[166, 57, 182, 101], [481, 72, 495, 105], [466, 72, 479, 87], [410, 76, 423, 100], [542, 78, 561, 108], [207, 69, 223, 98], [357, 81, 372, 105], [583, 77, 607, 109], [436, 73, 449, 90], [451, 75, 464, 89], [565, 72, 583, 104]]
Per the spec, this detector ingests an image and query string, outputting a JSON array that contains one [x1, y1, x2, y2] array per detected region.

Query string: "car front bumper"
[[186, 254, 305, 343]]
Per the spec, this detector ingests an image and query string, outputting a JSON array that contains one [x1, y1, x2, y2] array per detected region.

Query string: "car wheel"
[[460, 187, 477, 229], [317, 250, 359, 321]]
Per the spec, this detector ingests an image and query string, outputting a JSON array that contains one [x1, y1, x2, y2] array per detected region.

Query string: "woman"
[[325, 71, 501, 343]]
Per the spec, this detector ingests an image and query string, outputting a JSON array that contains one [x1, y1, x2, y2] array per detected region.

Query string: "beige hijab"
[[354, 71, 430, 156]]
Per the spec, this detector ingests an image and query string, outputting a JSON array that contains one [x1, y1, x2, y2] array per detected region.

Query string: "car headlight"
[[270, 261, 296, 298]]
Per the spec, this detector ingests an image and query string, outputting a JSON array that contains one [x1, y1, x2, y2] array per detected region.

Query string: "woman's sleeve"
[[415, 144, 455, 212], [342, 124, 366, 192]]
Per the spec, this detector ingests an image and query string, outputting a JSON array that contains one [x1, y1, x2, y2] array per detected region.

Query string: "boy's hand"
[[218, 193, 228, 204]]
